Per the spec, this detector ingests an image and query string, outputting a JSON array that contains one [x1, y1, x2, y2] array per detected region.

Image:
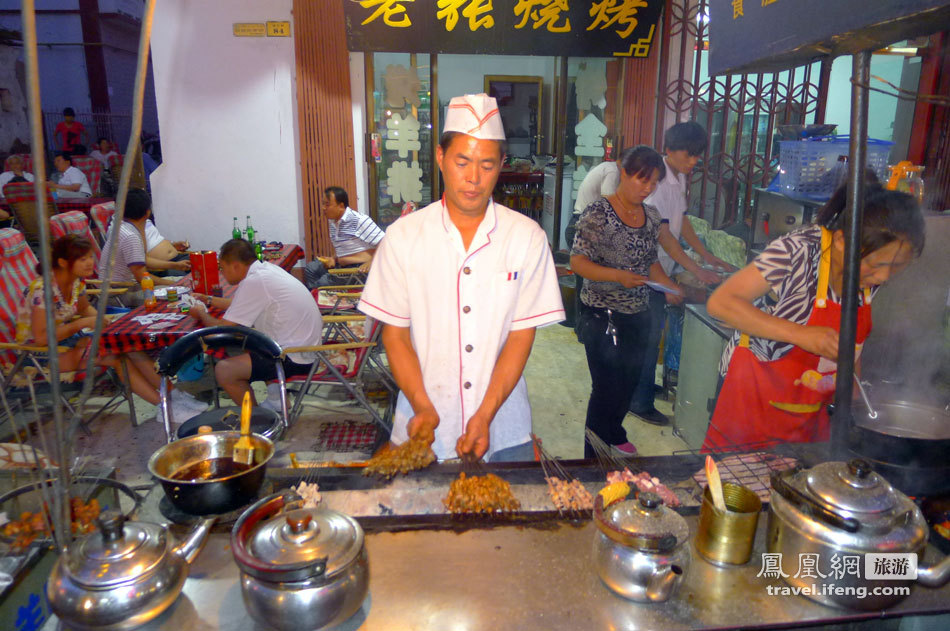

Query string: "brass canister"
[[695, 482, 762, 566]]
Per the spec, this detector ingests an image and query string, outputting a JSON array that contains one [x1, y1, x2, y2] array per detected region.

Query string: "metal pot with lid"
[[768, 458, 950, 610], [47, 511, 214, 630], [592, 485, 690, 603], [231, 492, 368, 631]]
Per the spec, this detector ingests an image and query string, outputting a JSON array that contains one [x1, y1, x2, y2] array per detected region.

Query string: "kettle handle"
[[770, 469, 860, 533]]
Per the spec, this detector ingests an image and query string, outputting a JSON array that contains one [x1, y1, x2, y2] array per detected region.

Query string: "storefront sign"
[[708, 0, 950, 75], [344, 0, 663, 58]]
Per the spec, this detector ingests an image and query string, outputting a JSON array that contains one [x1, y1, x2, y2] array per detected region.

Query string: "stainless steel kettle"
[[47, 511, 214, 630]]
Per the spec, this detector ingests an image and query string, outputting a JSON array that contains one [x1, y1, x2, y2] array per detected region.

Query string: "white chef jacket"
[[358, 199, 565, 460], [644, 156, 688, 276]]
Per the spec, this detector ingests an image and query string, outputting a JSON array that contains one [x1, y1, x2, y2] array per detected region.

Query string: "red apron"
[[703, 228, 872, 451]]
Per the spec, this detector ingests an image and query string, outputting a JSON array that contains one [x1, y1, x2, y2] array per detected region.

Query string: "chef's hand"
[[407, 407, 439, 446], [616, 270, 648, 289], [456, 412, 491, 461], [694, 267, 721, 286], [797, 325, 839, 360]]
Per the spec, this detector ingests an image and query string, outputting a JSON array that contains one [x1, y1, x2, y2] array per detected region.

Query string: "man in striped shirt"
[[323, 186, 384, 273]]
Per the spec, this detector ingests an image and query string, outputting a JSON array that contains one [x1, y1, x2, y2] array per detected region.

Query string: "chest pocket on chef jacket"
[[491, 270, 522, 319]]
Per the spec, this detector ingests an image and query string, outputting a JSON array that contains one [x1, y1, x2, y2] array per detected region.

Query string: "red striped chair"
[[70, 156, 102, 198], [2, 181, 55, 245], [0, 228, 135, 433], [89, 201, 115, 246], [3, 154, 33, 174]]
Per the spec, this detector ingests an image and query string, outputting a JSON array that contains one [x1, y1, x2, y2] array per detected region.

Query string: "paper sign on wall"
[[267, 21, 291, 37], [233, 23, 266, 37]]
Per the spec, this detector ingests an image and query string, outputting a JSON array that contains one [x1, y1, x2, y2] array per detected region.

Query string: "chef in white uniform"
[[359, 93, 565, 462]]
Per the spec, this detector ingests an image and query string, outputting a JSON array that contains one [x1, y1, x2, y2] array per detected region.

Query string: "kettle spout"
[[646, 564, 684, 602], [172, 517, 216, 565], [917, 553, 950, 588]]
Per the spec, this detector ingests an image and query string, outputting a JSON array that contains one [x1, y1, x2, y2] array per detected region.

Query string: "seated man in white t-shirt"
[[48, 153, 91, 198], [99, 188, 177, 305], [89, 137, 119, 168], [144, 217, 190, 276], [188, 239, 323, 406]]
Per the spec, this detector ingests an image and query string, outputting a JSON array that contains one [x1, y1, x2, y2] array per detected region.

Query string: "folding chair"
[[156, 325, 290, 444], [313, 286, 364, 315], [0, 228, 134, 435], [280, 317, 394, 431], [70, 156, 102, 198], [89, 201, 115, 246], [2, 181, 55, 246]]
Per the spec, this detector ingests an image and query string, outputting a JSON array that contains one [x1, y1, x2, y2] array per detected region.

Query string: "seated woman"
[[16, 235, 207, 425], [570, 146, 683, 457]]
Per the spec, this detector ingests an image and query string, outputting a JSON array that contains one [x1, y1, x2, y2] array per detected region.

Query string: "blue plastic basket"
[[778, 136, 893, 200]]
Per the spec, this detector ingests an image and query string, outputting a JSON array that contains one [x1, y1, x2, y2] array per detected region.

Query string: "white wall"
[[149, 0, 300, 249]]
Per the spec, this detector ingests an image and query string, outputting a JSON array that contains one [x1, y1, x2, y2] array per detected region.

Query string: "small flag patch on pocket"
[[507, 271, 519, 280]]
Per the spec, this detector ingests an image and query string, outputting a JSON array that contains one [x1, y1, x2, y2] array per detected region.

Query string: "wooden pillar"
[[293, 0, 356, 258]]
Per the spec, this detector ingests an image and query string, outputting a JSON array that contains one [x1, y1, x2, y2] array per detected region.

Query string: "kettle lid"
[[67, 512, 168, 588], [805, 459, 898, 516]]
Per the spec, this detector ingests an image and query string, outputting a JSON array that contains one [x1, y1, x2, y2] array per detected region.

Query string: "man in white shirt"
[[0, 155, 34, 200], [629, 122, 733, 425], [359, 94, 565, 462], [189, 239, 323, 406], [89, 138, 119, 168], [48, 153, 91, 198]]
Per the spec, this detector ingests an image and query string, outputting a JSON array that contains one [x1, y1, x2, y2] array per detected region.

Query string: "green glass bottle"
[[246, 215, 255, 243], [232, 217, 241, 240]]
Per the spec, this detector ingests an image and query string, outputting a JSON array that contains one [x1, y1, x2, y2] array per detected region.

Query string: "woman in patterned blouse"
[[704, 184, 924, 450], [571, 146, 683, 457], [17, 235, 207, 424]]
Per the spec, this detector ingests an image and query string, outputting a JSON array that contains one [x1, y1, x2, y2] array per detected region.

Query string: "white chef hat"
[[443, 93, 506, 141]]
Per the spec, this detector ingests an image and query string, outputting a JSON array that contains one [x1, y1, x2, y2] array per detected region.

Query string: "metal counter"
[[41, 510, 950, 630]]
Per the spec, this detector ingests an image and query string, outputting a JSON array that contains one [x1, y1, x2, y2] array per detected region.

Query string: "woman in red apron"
[[703, 186, 925, 452]]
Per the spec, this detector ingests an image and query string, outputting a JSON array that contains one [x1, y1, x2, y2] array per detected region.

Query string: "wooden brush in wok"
[[232, 391, 255, 466]]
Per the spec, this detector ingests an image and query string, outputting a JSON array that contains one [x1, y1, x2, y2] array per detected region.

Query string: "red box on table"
[[189, 250, 219, 294]]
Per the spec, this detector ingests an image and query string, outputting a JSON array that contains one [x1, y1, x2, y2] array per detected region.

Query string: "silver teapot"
[[231, 493, 369, 631], [47, 511, 214, 630], [593, 490, 690, 603]]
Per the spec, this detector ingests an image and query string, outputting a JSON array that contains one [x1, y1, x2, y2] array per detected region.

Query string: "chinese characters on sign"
[[732, 0, 743, 19], [359, 0, 414, 28], [345, 0, 663, 57], [757, 552, 918, 581]]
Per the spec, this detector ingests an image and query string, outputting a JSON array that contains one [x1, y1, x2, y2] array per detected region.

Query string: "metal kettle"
[[592, 486, 690, 603], [47, 511, 214, 631]]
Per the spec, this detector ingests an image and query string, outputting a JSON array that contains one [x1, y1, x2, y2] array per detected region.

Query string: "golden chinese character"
[[587, 0, 647, 40], [437, 0, 495, 32], [732, 0, 744, 18], [358, 0, 414, 28], [514, 0, 572, 33], [762, 0, 778, 5]]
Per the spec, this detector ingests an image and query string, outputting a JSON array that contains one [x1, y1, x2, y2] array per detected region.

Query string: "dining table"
[[98, 242, 305, 355]]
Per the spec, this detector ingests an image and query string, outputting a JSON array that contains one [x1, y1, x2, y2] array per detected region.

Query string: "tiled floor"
[[12, 322, 688, 484]]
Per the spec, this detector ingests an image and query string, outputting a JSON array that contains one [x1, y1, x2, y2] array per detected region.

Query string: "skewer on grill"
[[532, 434, 592, 517]]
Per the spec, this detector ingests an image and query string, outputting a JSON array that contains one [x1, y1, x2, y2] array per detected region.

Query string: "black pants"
[[579, 303, 651, 457]]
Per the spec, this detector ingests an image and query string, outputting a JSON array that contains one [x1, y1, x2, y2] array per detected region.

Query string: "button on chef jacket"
[[358, 199, 565, 460]]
